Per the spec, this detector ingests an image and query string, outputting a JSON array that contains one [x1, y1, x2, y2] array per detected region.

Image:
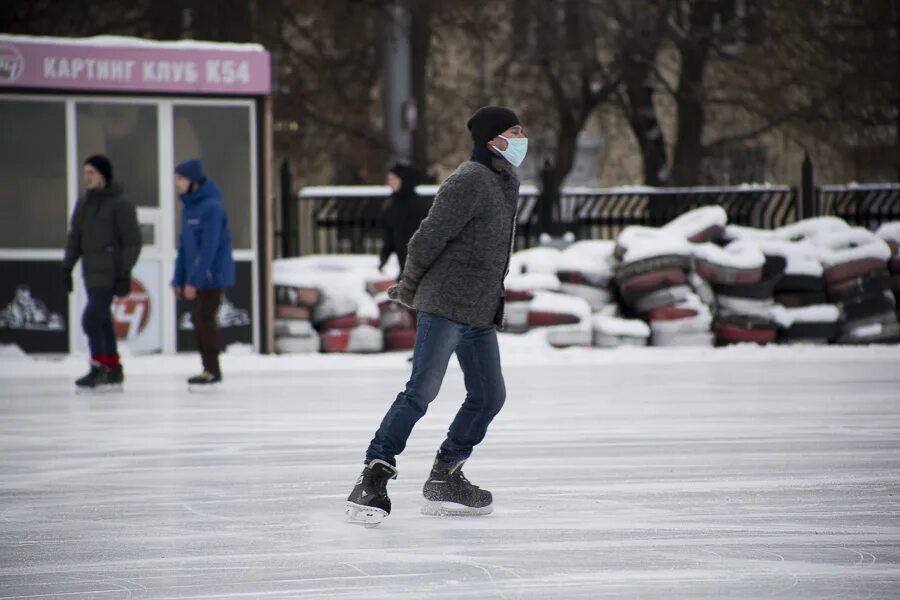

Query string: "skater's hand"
[[62, 265, 73, 294], [172, 285, 182, 300], [184, 284, 197, 300], [387, 282, 415, 308], [113, 278, 131, 298]]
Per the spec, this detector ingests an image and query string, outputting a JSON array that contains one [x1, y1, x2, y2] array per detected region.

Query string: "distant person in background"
[[63, 154, 142, 390], [378, 163, 431, 279], [171, 158, 235, 386]]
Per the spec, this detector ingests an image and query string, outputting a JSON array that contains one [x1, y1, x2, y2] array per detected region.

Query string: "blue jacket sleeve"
[[187, 204, 224, 288], [172, 231, 186, 286]]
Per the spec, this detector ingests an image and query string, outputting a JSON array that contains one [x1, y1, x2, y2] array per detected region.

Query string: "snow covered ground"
[[1, 341, 899, 599]]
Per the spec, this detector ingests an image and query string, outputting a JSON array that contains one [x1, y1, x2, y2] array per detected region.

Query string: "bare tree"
[[271, 0, 386, 184], [616, 0, 899, 185], [613, 1, 674, 186], [407, 0, 434, 176], [478, 0, 624, 232], [740, 0, 900, 180]]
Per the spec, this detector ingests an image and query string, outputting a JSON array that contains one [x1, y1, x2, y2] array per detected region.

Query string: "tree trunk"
[[670, 0, 716, 186], [409, 0, 432, 177], [542, 109, 586, 236], [618, 4, 671, 186], [622, 39, 669, 186], [625, 84, 669, 186]]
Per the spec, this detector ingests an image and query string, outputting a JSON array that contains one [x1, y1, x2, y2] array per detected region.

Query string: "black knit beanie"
[[84, 154, 113, 184], [467, 106, 520, 146], [389, 162, 421, 187]]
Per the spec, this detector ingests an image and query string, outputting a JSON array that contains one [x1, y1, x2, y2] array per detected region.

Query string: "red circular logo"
[[112, 278, 151, 340]]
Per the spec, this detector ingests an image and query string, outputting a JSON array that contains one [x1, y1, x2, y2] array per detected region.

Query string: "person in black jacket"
[[63, 155, 142, 389], [378, 163, 431, 278]]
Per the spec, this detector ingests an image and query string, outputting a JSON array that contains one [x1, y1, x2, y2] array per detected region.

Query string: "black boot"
[[188, 371, 222, 385], [75, 363, 104, 389], [422, 453, 493, 516], [346, 459, 398, 526], [107, 365, 124, 385]]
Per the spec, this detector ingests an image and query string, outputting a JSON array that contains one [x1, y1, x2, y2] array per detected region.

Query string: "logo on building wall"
[[0, 44, 25, 82], [112, 278, 151, 340], [178, 295, 251, 330], [0, 285, 64, 331]]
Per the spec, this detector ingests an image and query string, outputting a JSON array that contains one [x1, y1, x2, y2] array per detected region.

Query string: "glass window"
[[139, 223, 155, 246], [76, 103, 159, 207], [0, 100, 67, 249], [174, 105, 253, 250]]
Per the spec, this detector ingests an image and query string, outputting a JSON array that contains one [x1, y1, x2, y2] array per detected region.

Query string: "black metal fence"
[[816, 183, 900, 231], [290, 184, 802, 256], [295, 186, 415, 256], [536, 185, 797, 243], [283, 181, 900, 257]]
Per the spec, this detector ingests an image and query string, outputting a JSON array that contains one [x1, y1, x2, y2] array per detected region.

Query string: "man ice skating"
[[346, 106, 526, 526], [378, 162, 431, 279], [171, 158, 235, 386], [63, 155, 142, 390]]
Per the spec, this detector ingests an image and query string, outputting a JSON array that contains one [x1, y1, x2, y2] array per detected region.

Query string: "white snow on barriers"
[[268, 212, 900, 353], [503, 212, 900, 348]]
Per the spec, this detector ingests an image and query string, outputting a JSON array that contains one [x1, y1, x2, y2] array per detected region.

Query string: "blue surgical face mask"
[[494, 135, 528, 167]]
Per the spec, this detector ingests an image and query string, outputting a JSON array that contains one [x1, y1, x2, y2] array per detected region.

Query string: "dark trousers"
[[83, 287, 117, 360], [192, 288, 222, 375], [366, 312, 506, 466]]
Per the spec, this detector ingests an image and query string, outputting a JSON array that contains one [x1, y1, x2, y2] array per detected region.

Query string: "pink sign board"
[[0, 37, 270, 95]]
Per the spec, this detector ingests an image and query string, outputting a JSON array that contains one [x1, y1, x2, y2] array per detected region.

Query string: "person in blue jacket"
[[171, 158, 235, 385]]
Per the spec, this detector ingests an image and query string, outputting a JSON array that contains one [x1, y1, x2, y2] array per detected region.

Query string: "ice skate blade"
[[345, 502, 387, 527], [75, 384, 123, 395], [188, 383, 221, 393], [420, 500, 493, 517]]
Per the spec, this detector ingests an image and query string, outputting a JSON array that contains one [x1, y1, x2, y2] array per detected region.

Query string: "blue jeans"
[[366, 312, 506, 466]]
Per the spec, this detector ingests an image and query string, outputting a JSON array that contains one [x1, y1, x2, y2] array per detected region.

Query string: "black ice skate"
[[421, 455, 493, 516], [187, 371, 222, 391], [75, 363, 121, 393], [107, 365, 124, 385], [346, 459, 398, 527]]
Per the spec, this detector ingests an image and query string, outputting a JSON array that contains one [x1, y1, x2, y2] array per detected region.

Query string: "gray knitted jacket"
[[396, 156, 519, 328]]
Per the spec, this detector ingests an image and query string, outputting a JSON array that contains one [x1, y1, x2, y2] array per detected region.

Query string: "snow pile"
[[661, 205, 727, 243], [610, 219, 707, 347], [876, 222, 900, 328], [555, 241, 616, 311], [806, 226, 899, 343], [615, 227, 693, 263], [502, 273, 563, 333], [273, 255, 395, 354], [272, 215, 900, 355], [502, 239, 648, 348], [775, 216, 851, 243], [602, 209, 898, 347], [591, 314, 650, 347]]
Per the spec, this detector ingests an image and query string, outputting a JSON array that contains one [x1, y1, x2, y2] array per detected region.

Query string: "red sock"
[[94, 355, 119, 368], [91, 355, 103, 367]]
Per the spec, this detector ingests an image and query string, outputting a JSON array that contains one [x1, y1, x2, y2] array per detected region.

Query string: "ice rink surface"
[[1, 342, 899, 599]]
